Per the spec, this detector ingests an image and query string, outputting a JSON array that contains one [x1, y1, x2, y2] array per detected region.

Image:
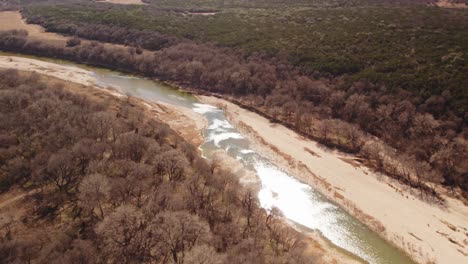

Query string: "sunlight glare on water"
[[254, 160, 376, 263]]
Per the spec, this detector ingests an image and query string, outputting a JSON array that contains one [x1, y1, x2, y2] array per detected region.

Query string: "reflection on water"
[[0, 53, 414, 264]]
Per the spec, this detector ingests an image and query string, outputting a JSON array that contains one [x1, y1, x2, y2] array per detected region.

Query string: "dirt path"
[[434, 0, 468, 8], [96, 0, 146, 4], [0, 189, 39, 210], [198, 95, 468, 264]]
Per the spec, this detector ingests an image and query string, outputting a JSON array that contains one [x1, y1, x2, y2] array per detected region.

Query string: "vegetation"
[[1, 0, 467, 194], [20, 1, 468, 114], [0, 1, 466, 262], [1, 29, 466, 199], [0, 70, 315, 263]]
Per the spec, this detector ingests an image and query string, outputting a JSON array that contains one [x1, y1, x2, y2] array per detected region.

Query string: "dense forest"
[[0, 0, 466, 197], [0, 21, 466, 199], [19, 0, 468, 114], [0, 70, 316, 263]]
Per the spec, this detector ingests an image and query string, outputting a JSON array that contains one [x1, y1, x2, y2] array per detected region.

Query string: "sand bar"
[[198, 95, 468, 264]]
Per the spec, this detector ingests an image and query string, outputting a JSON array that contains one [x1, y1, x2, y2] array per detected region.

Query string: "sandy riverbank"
[[0, 55, 362, 264], [0, 55, 206, 146], [0, 56, 96, 86], [198, 95, 468, 264]]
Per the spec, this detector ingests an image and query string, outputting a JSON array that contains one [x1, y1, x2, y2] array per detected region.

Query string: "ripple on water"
[[208, 119, 234, 130], [239, 149, 255, 155], [207, 132, 244, 147], [192, 103, 222, 114]]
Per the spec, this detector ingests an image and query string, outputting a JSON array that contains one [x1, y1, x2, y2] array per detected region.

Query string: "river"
[[1, 53, 415, 264]]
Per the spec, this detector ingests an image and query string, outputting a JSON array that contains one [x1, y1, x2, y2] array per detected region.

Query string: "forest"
[[0, 1, 466, 192], [18, 0, 468, 114], [0, 22, 466, 200], [0, 69, 315, 263]]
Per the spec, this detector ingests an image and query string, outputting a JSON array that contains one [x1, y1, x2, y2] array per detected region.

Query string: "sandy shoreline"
[[0, 55, 206, 147], [198, 95, 468, 264], [0, 55, 362, 264], [0, 56, 96, 86]]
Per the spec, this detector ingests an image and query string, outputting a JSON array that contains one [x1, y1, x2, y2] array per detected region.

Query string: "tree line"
[[0, 69, 316, 263], [0, 28, 465, 199]]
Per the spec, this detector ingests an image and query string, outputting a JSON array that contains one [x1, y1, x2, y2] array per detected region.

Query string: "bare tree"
[[151, 211, 211, 263], [78, 173, 110, 219], [96, 205, 147, 263], [113, 132, 148, 162], [50, 239, 97, 264], [156, 150, 189, 182], [46, 149, 80, 194], [183, 244, 226, 264], [86, 112, 116, 141]]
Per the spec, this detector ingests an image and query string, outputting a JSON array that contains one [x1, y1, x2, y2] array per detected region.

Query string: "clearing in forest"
[[0, 11, 66, 44]]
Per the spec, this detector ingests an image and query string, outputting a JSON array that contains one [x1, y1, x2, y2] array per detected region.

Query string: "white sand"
[[0, 55, 206, 147], [198, 95, 468, 264], [0, 56, 96, 86]]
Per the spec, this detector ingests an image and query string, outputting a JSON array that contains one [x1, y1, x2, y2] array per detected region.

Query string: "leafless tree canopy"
[[0, 28, 465, 198], [0, 71, 316, 263]]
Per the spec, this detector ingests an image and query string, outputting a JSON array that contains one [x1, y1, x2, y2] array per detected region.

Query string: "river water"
[[1, 53, 415, 264]]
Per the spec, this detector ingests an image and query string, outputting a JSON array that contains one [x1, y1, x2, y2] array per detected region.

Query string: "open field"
[[199, 95, 468, 264], [96, 0, 145, 4], [0, 11, 66, 44], [0, 11, 151, 54]]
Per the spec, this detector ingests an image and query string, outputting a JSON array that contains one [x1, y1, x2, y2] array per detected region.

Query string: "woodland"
[[0, 70, 314, 263], [0, 0, 467, 263], [1, 25, 466, 199]]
